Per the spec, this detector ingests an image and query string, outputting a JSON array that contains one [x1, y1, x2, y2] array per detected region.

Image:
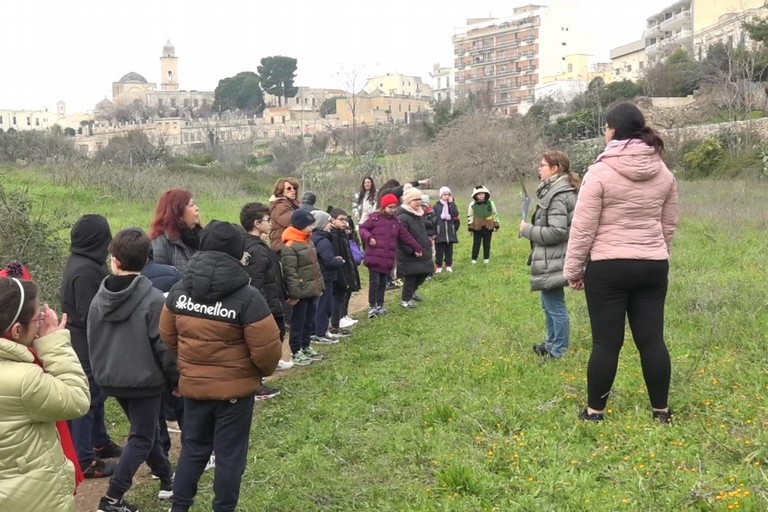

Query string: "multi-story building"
[[429, 63, 453, 103], [264, 87, 347, 113], [644, 0, 693, 63], [692, 0, 768, 60], [362, 73, 433, 100], [608, 40, 646, 82], [452, 1, 589, 114], [334, 91, 432, 125], [0, 107, 59, 132]]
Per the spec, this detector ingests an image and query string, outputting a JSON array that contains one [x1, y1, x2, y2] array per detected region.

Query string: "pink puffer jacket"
[[563, 139, 678, 280]]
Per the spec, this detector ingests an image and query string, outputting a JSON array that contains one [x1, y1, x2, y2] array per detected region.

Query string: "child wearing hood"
[[467, 185, 499, 264], [433, 186, 460, 273], [88, 228, 178, 512]]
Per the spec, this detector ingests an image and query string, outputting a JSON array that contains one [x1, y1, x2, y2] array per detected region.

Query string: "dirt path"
[[74, 292, 371, 511]]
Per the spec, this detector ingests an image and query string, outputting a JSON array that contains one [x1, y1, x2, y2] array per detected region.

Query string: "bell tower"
[[160, 40, 179, 91]]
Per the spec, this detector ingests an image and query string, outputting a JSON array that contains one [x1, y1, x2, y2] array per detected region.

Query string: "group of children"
[[0, 179, 503, 512]]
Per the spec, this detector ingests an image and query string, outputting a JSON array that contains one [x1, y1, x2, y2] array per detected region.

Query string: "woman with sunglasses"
[[0, 277, 90, 511], [269, 177, 301, 253]]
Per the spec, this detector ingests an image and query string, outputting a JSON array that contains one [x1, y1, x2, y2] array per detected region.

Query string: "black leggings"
[[402, 274, 429, 302], [471, 230, 493, 260], [435, 242, 454, 266], [368, 270, 388, 308], [584, 259, 671, 410]]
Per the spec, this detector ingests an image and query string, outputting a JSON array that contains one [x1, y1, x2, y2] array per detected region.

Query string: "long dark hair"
[[1, 278, 38, 335], [356, 176, 377, 208], [605, 102, 664, 155], [150, 188, 193, 240]]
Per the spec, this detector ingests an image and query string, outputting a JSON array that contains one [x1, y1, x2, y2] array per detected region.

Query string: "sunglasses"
[[284, 185, 296, 191]]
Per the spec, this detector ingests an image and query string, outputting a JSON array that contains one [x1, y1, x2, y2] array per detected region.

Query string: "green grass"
[[5, 163, 768, 510]]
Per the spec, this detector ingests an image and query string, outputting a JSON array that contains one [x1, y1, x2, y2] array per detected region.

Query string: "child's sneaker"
[[291, 351, 313, 366], [339, 316, 358, 328], [400, 300, 417, 309], [445, 266, 453, 272], [367, 307, 379, 318], [328, 328, 352, 338], [412, 293, 424, 302], [376, 305, 389, 316], [483, 259, 490, 264], [255, 384, 281, 400], [158, 473, 174, 500], [434, 266, 443, 273], [93, 440, 123, 459], [471, 260, 477, 264], [302, 347, 324, 361], [313, 334, 338, 344], [97, 496, 138, 512], [82, 459, 117, 479], [276, 359, 294, 371]]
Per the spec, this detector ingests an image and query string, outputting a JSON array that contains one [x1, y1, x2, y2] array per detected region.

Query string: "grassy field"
[[5, 165, 768, 510]]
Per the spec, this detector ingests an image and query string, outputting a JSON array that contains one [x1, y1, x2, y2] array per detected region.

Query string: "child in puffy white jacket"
[[467, 185, 499, 264], [0, 277, 90, 511]]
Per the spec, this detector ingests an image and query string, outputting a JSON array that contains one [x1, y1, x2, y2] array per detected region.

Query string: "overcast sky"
[[1, 0, 673, 113]]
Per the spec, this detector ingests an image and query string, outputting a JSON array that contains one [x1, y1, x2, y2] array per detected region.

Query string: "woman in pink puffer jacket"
[[564, 102, 678, 424]]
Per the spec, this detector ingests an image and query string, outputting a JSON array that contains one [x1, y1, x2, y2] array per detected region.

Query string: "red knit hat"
[[380, 194, 398, 208]]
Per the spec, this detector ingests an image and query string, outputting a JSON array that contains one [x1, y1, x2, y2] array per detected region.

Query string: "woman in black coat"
[[396, 188, 433, 308]]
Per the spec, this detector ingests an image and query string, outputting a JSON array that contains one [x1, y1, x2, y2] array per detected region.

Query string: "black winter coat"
[[396, 207, 434, 277], [310, 230, 343, 281], [60, 214, 112, 363], [433, 202, 461, 244], [330, 228, 361, 293], [243, 234, 287, 318]]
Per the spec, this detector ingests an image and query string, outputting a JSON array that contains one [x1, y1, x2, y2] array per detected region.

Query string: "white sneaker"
[[205, 455, 215, 471], [166, 420, 181, 433], [276, 359, 294, 371], [483, 259, 490, 264], [435, 267, 443, 273], [445, 266, 453, 272], [339, 316, 357, 328], [471, 260, 477, 265]]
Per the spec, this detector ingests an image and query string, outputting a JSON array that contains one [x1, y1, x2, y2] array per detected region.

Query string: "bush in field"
[[0, 130, 80, 164], [682, 137, 726, 178], [0, 180, 67, 304], [93, 130, 168, 166]]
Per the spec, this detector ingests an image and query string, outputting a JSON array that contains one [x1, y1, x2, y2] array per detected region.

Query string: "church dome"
[[118, 72, 148, 83], [163, 39, 175, 57]]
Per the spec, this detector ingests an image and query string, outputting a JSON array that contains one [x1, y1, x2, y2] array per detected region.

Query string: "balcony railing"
[[660, 10, 691, 31]]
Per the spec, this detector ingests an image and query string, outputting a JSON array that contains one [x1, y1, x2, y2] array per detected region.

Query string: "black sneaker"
[[578, 408, 605, 422], [96, 495, 138, 512], [532, 343, 548, 356], [82, 459, 117, 479], [158, 473, 174, 500], [652, 409, 673, 425], [94, 440, 123, 459], [255, 384, 281, 401]]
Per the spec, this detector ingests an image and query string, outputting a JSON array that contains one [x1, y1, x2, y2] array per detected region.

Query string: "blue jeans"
[[171, 395, 255, 512], [289, 297, 316, 354], [314, 280, 334, 336], [541, 287, 570, 358], [69, 362, 111, 466]]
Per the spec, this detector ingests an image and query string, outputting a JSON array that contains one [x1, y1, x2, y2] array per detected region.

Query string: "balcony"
[[671, 29, 692, 44], [660, 10, 691, 31]]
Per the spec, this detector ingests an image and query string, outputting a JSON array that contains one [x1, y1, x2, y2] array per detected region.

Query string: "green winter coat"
[[0, 330, 90, 512], [520, 175, 577, 291], [280, 234, 325, 300]]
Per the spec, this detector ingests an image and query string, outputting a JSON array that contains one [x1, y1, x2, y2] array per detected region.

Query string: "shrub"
[[682, 137, 725, 179], [0, 180, 67, 304]]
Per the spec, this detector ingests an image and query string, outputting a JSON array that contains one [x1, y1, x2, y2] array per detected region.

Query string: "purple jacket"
[[360, 211, 421, 274]]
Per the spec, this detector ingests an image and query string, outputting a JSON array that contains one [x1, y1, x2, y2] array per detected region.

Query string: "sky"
[[1, 0, 674, 113]]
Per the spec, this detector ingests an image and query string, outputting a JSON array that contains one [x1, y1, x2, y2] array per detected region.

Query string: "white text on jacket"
[[174, 295, 237, 320]]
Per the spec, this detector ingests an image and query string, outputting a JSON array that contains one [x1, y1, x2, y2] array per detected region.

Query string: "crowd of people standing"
[[0, 101, 678, 511]]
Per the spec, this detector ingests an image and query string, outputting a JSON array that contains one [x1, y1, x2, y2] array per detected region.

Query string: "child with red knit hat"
[[359, 194, 423, 318]]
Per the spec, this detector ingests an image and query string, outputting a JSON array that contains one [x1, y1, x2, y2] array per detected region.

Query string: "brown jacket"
[[160, 250, 281, 400], [268, 195, 299, 252]]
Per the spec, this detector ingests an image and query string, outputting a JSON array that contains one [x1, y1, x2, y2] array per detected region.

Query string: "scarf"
[[535, 174, 568, 199], [439, 200, 452, 220], [400, 203, 424, 217], [30, 348, 85, 492], [180, 224, 202, 250]]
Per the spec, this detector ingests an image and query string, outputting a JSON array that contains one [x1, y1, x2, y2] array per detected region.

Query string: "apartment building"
[[609, 40, 646, 82], [362, 73, 433, 100], [692, 0, 768, 60], [452, 1, 588, 114], [429, 63, 453, 103], [644, 0, 693, 63], [0, 106, 59, 132]]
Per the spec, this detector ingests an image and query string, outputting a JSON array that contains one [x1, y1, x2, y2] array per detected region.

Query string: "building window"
[[202, 99, 208, 106], [35, 118, 40, 126], [0, 115, 3, 124], [639, 61, 644, 69], [13, 116, 17, 125], [27, 117, 31, 126], [562, 42, 566, 46], [158, 99, 163, 108], [567, 63, 573, 73], [171, 99, 176, 107], [183, 99, 189, 107]]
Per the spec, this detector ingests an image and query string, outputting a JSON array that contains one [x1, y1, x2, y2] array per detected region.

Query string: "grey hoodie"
[[87, 274, 178, 397]]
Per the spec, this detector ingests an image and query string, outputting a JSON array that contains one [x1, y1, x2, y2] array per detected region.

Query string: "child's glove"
[[494, 222, 500, 232]]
